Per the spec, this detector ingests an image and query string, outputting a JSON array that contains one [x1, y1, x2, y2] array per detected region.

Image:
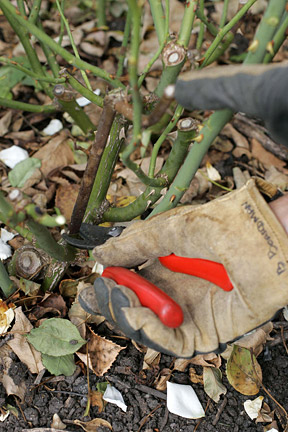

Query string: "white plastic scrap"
[[0, 228, 15, 260], [103, 384, 127, 412], [0, 145, 29, 169], [206, 162, 221, 181], [0, 307, 14, 335], [42, 119, 63, 136], [76, 89, 101, 107], [0, 411, 9, 422], [244, 396, 264, 420], [166, 381, 205, 419]]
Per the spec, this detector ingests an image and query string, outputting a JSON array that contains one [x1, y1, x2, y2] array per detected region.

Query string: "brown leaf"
[[221, 322, 273, 360], [256, 402, 274, 423], [31, 293, 67, 319], [223, 123, 249, 149], [251, 138, 288, 174], [154, 368, 172, 391], [0, 111, 12, 137], [265, 166, 288, 191], [189, 367, 204, 385], [75, 418, 112, 431], [33, 131, 74, 177], [55, 183, 79, 223], [7, 307, 44, 374], [0, 344, 26, 402], [190, 353, 222, 368], [174, 358, 193, 372], [142, 348, 160, 370], [77, 328, 125, 376], [90, 390, 105, 412]]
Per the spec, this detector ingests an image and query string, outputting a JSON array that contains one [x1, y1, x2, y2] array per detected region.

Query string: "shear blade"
[[62, 223, 125, 249]]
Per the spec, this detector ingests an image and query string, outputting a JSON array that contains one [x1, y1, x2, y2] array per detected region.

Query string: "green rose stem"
[[0, 98, 56, 113], [0, 261, 15, 298], [149, 0, 166, 45], [84, 115, 125, 224], [0, 0, 125, 89], [102, 114, 197, 222], [149, 0, 287, 217]]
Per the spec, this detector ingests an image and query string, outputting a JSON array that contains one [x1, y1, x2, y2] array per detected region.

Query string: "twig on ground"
[[233, 114, 288, 161], [212, 396, 228, 426], [137, 403, 163, 432], [136, 384, 167, 400]]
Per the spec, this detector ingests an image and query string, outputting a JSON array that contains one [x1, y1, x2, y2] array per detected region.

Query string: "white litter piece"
[[0, 145, 29, 169], [103, 384, 127, 412], [43, 119, 63, 135], [166, 381, 205, 419], [76, 89, 101, 107], [0, 228, 15, 260], [283, 306, 288, 321], [0, 411, 9, 422], [206, 162, 221, 181], [0, 307, 14, 335], [244, 396, 264, 420]]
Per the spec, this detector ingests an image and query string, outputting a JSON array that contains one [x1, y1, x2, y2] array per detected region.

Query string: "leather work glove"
[[175, 64, 288, 147], [79, 179, 288, 358]]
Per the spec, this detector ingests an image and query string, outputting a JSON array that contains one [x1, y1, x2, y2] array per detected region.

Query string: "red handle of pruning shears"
[[102, 266, 184, 328], [103, 255, 233, 329], [159, 254, 233, 292]]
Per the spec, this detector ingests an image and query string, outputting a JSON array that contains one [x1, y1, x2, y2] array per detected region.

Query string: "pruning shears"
[[63, 224, 233, 328]]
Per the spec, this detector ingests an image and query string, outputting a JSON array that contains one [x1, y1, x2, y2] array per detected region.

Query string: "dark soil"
[[0, 331, 287, 432]]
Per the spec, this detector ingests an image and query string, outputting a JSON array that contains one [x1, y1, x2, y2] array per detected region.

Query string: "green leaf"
[[97, 382, 109, 393], [8, 158, 41, 187], [42, 353, 76, 376], [27, 318, 86, 356], [203, 367, 227, 403], [226, 345, 262, 396]]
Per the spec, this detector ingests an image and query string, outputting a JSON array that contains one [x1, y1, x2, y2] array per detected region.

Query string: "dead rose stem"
[[69, 99, 116, 234]]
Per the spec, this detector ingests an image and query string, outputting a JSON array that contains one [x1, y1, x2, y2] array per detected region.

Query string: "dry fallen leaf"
[[0, 344, 26, 402], [174, 358, 193, 372], [142, 348, 161, 370], [7, 307, 44, 374], [203, 367, 227, 403], [251, 138, 288, 174], [189, 367, 204, 385], [0, 111, 12, 137], [90, 390, 105, 412], [221, 322, 273, 360], [55, 183, 79, 223], [75, 418, 112, 431], [190, 352, 221, 368], [77, 327, 125, 376], [154, 368, 172, 391], [33, 131, 74, 177]]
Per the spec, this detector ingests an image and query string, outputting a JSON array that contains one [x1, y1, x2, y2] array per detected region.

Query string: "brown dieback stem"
[[69, 99, 115, 234]]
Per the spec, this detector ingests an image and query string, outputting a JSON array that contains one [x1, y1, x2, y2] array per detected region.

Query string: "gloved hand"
[[79, 179, 288, 358], [175, 64, 288, 148]]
